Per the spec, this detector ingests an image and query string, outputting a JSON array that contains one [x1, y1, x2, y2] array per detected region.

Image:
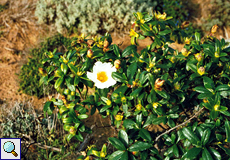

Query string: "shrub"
[[19, 34, 73, 97], [200, 0, 230, 31], [40, 11, 230, 159], [35, 0, 192, 35], [0, 101, 72, 159]]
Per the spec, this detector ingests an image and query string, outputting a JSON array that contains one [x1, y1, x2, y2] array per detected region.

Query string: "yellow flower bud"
[[140, 19, 145, 24], [197, 67, 205, 75], [170, 56, 176, 63], [63, 59, 68, 64], [195, 53, 203, 61], [136, 104, 142, 110], [211, 24, 218, 34], [181, 21, 190, 29], [114, 59, 121, 69], [155, 11, 167, 20], [154, 68, 160, 74], [184, 37, 191, 45], [155, 78, 165, 91], [77, 71, 83, 76], [214, 104, 220, 111], [87, 49, 93, 58], [174, 82, 180, 90], [214, 51, 220, 58], [69, 127, 76, 135], [203, 99, 209, 103], [181, 48, 190, 57], [104, 39, 109, 48], [100, 152, 106, 158], [38, 68, 44, 75], [152, 102, 159, 109], [149, 62, 155, 68], [115, 115, 123, 121], [71, 91, 75, 96], [130, 29, 139, 38], [121, 97, 126, 103], [132, 81, 138, 87], [106, 99, 111, 106]]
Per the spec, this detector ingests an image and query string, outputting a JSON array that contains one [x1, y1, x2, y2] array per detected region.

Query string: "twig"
[[155, 107, 204, 142]]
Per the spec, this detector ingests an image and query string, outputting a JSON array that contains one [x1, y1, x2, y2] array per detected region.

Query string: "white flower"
[[87, 61, 117, 89]]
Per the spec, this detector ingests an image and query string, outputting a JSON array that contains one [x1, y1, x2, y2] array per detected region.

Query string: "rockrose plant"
[[40, 11, 230, 159]]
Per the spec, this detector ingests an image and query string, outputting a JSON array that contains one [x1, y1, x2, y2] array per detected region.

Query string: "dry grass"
[[0, 0, 46, 54]]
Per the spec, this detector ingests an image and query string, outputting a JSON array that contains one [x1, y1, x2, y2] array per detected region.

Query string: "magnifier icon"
[[3, 141, 18, 157]]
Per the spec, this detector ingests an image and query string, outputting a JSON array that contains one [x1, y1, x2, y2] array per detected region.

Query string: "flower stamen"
[[97, 71, 108, 83]]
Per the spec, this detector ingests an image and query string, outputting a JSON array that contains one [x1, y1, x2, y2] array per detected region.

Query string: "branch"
[[155, 107, 204, 142]]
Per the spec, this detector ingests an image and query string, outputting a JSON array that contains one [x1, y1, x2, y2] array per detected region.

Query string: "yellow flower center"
[[97, 71, 108, 83]]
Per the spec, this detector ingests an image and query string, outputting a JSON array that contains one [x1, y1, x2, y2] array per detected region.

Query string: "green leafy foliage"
[[18, 34, 73, 97], [38, 10, 230, 159]]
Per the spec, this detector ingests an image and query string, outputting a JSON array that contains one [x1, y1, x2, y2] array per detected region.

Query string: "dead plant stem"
[[155, 107, 204, 142]]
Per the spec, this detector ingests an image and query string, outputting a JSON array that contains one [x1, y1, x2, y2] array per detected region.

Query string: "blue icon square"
[[0, 138, 21, 160]]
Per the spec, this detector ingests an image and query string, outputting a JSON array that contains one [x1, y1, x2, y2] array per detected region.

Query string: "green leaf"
[[113, 44, 120, 57], [152, 116, 166, 125], [127, 62, 137, 79], [122, 45, 137, 57], [225, 121, 230, 142], [43, 101, 52, 112], [76, 131, 84, 142], [108, 137, 126, 150], [216, 84, 230, 91], [186, 61, 197, 72], [129, 141, 152, 152], [136, 113, 143, 127], [54, 76, 64, 89], [203, 76, 215, 90], [92, 150, 100, 157], [66, 134, 74, 142], [155, 89, 168, 99], [201, 129, 211, 146], [195, 32, 201, 42], [220, 110, 230, 116], [61, 63, 68, 75], [194, 86, 212, 94], [120, 151, 128, 160], [143, 114, 156, 128], [202, 147, 213, 160], [130, 87, 143, 98], [173, 144, 179, 157], [186, 147, 202, 159], [62, 117, 73, 124], [209, 147, 221, 160], [39, 76, 48, 86], [123, 119, 137, 129], [118, 130, 129, 148], [112, 72, 126, 83], [218, 145, 230, 156], [158, 29, 171, 36], [147, 73, 154, 88], [68, 63, 78, 75], [139, 129, 152, 142], [74, 76, 80, 86], [140, 23, 150, 32], [77, 114, 88, 120], [198, 92, 214, 99], [182, 128, 200, 145], [108, 150, 124, 160]]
